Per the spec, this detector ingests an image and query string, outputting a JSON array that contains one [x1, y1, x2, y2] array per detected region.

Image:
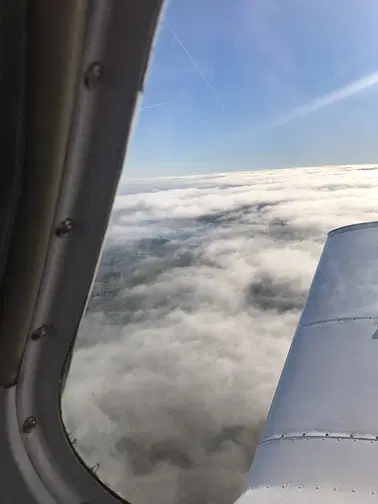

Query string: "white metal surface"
[[244, 222, 378, 500], [300, 222, 378, 325], [236, 486, 378, 503]]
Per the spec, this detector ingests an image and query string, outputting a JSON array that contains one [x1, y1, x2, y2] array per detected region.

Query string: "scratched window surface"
[[61, 1, 378, 503]]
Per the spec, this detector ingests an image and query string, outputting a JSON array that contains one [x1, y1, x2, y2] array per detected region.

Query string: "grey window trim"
[[0, 0, 165, 502]]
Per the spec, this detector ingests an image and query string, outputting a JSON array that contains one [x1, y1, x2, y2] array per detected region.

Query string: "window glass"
[[62, 1, 378, 503]]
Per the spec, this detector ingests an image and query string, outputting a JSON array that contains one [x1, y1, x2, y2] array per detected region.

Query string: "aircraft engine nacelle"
[[236, 221, 378, 503]]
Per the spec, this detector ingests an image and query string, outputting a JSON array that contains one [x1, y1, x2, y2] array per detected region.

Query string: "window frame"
[[0, 0, 165, 502]]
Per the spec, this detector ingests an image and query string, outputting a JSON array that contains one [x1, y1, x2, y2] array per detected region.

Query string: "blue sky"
[[124, 0, 378, 177]]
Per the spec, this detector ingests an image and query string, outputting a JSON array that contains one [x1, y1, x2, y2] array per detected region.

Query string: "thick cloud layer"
[[62, 165, 378, 504]]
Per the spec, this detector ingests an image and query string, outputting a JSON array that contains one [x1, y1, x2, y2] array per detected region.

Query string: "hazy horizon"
[[124, 163, 378, 181]]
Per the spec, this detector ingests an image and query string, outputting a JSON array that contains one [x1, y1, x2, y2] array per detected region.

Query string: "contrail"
[[271, 70, 378, 128], [216, 70, 378, 156], [140, 102, 166, 111], [164, 22, 232, 121]]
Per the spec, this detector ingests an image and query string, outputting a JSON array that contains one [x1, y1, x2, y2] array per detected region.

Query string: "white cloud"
[[62, 165, 378, 504]]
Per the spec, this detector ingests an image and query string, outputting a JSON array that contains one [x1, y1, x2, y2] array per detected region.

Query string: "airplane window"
[[61, 1, 378, 503]]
